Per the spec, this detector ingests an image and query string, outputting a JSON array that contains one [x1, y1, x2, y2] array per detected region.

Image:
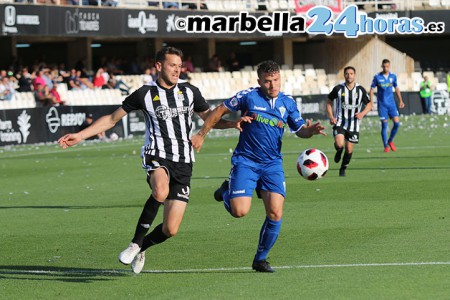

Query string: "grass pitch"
[[0, 114, 449, 299]]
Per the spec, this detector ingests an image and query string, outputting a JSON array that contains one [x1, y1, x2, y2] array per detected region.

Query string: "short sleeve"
[[328, 85, 340, 100], [370, 75, 378, 89], [223, 89, 251, 112], [286, 97, 305, 132], [122, 87, 145, 113]]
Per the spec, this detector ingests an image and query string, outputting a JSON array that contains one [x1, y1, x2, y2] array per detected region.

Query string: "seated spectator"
[[17, 67, 34, 92], [50, 84, 66, 106], [93, 68, 108, 89], [184, 56, 195, 73], [226, 52, 241, 72], [179, 65, 189, 80], [182, 1, 207, 9], [68, 69, 83, 90], [34, 83, 55, 107], [208, 54, 222, 72], [77, 70, 94, 89], [0, 76, 15, 101], [33, 68, 47, 90], [143, 68, 154, 85], [107, 73, 130, 95]]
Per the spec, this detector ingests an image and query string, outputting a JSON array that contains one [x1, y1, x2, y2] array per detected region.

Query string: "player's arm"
[[58, 107, 127, 149], [395, 87, 405, 108], [355, 100, 373, 120], [295, 120, 326, 139], [197, 107, 235, 130], [326, 98, 336, 125]]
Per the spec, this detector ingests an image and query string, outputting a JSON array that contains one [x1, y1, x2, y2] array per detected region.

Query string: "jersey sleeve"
[[286, 96, 306, 132], [190, 84, 210, 113], [392, 74, 398, 88], [122, 87, 145, 113], [370, 75, 378, 89], [223, 89, 250, 112], [359, 86, 370, 104], [327, 85, 340, 100]]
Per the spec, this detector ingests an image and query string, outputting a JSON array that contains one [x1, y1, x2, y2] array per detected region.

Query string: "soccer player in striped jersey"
[[192, 60, 326, 272], [58, 47, 241, 274], [369, 59, 405, 152], [326, 66, 372, 177]]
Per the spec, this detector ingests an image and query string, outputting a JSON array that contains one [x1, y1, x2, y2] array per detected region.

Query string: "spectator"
[[77, 70, 94, 89], [34, 83, 53, 107], [107, 73, 130, 95], [226, 52, 241, 72], [419, 75, 433, 114], [143, 68, 154, 85], [183, 56, 195, 73], [50, 84, 66, 106], [17, 67, 34, 92], [42, 68, 54, 89], [33, 68, 47, 90], [208, 54, 222, 72], [68, 69, 83, 90], [0, 76, 15, 100], [93, 68, 108, 89]]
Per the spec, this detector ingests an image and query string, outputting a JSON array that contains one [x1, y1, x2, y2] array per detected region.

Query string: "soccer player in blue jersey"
[[191, 60, 326, 272], [369, 59, 405, 152]]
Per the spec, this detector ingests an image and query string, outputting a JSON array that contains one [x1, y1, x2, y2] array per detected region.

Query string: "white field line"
[[1, 261, 449, 275]]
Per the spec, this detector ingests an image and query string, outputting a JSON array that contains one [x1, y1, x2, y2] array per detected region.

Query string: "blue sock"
[[381, 121, 388, 147], [254, 217, 282, 262], [222, 188, 233, 215], [388, 122, 400, 143]]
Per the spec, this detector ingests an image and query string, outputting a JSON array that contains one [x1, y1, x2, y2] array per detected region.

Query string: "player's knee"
[[152, 185, 169, 201], [162, 226, 178, 237], [267, 210, 283, 221], [231, 208, 249, 218]]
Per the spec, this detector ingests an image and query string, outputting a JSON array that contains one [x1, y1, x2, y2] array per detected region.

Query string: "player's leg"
[[388, 115, 400, 151], [333, 127, 345, 163], [214, 161, 258, 217], [378, 105, 390, 151], [132, 200, 187, 274], [340, 140, 354, 177], [252, 162, 285, 272], [132, 168, 168, 246], [119, 167, 169, 265]]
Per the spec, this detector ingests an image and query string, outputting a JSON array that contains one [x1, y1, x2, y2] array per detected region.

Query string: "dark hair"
[[382, 59, 390, 64], [155, 46, 184, 63], [257, 60, 280, 78], [344, 66, 356, 73]]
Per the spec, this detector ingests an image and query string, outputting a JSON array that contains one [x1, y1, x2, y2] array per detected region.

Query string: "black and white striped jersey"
[[328, 83, 370, 132], [122, 81, 210, 163]]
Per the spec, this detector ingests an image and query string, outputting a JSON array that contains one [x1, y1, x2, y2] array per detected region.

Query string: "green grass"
[[1, 114, 449, 299]]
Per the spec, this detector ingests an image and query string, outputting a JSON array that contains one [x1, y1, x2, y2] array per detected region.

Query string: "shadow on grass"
[[0, 265, 128, 283]]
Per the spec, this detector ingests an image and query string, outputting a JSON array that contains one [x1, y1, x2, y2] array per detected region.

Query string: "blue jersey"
[[223, 87, 305, 163], [371, 72, 398, 107]]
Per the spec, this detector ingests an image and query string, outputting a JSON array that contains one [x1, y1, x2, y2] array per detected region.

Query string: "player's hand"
[[191, 133, 204, 153], [399, 101, 405, 109], [329, 117, 337, 125], [235, 115, 253, 132], [58, 133, 82, 149], [306, 119, 327, 136], [355, 112, 364, 120]]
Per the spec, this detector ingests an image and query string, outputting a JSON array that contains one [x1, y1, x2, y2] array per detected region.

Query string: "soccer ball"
[[296, 148, 329, 180]]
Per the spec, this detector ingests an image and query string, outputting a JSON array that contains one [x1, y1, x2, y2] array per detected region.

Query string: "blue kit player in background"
[[191, 61, 326, 272], [369, 59, 405, 152]]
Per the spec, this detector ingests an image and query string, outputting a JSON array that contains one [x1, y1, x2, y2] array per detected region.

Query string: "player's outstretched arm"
[[192, 104, 229, 152], [58, 107, 127, 149], [296, 120, 326, 139]]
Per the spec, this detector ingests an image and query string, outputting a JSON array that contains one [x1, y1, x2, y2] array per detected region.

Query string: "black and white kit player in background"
[[326, 66, 372, 177], [58, 46, 248, 273]]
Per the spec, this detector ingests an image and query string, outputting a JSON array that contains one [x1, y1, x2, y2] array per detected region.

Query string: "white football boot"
[[118, 242, 141, 265], [131, 251, 146, 274]]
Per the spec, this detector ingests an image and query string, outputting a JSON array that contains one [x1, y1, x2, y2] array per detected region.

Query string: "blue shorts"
[[378, 104, 399, 121], [228, 155, 286, 199]]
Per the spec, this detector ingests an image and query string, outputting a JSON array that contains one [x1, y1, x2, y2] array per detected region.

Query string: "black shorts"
[[333, 126, 359, 144], [142, 155, 193, 203]]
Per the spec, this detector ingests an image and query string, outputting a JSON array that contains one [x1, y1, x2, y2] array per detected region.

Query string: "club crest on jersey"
[[177, 91, 185, 101], [279, 106, 286, 118], [229, 97, 238, 107]]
